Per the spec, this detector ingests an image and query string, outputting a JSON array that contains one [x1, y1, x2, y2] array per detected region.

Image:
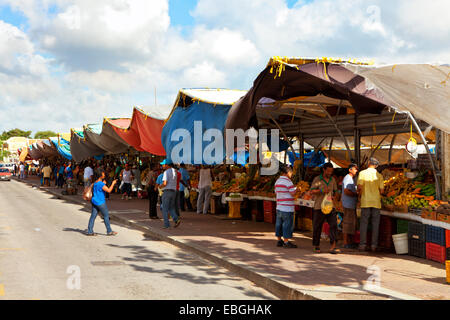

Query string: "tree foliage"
[[0, 129, 32, 140], [34, 131, 57, 139]]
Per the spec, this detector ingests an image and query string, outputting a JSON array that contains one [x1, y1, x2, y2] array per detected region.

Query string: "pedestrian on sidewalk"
[[120, 164, 133, 200], [274, 165, 298, 248], [57, 163, 65, 188], [179, 164, 193, 212], [197, 165, 213, 215], [19, 162, 25, 180], [86, 170, 118, 236], [357, 158, 384, 253], [342, 164, 359, 249], [310, 163, 340, 254], [42, 163, 52, 187], [145, 164, 159, 219], [161, 162, 181, 229]]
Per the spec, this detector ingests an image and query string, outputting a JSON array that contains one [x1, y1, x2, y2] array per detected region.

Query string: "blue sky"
[[0, 0, 448, 134]]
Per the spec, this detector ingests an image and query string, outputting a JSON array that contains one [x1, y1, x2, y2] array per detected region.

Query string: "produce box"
[[425, 225, 446, 246], [263, 200, 276, 214], [421, 210, 437, 221], [437, 213, 450, 223], [409, 239, 426, 258], [426, 242, 446, 264]]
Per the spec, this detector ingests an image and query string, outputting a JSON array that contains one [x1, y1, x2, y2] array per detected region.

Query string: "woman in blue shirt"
[[87, 170, 119, 236]]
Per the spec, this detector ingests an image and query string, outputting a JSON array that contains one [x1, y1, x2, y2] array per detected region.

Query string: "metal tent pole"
[[408, 112, 442, 200]]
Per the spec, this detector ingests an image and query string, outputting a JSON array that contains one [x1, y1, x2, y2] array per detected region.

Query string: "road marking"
[[0, 284, 4, 296]]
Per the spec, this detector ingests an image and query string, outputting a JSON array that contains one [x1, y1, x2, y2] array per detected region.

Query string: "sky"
[[0, 0, 449, 136]]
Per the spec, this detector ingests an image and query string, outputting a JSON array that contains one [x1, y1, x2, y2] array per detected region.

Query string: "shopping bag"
[[184, 188, 190, 199], [321, 192, 333, 215], [82, 184, 93, 201]]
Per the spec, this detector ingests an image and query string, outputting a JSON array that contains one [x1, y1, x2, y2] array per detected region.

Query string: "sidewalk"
[[17, 176, 450, 300]]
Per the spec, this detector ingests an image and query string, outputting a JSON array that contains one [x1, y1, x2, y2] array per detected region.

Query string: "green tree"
[[0, 129, 32, 140], [34, 131, 57, 139]]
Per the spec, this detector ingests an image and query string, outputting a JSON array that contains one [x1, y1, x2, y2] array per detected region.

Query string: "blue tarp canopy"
[[50, 137, 72, 160], [161, 89, 247, 165], [287, 151, 326, 167]]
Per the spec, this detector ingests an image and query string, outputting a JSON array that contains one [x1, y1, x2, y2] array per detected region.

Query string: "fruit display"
[[294, 181, 310, 199]]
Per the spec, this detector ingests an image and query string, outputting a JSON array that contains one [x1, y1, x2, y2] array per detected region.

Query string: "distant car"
[[0, 168, 12, 181]]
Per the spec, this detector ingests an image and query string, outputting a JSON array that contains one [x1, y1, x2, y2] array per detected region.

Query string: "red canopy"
[[107, 107, 166, 156]]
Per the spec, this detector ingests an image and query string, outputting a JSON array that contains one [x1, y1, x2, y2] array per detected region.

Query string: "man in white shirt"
[[197, 165, 213, 215], [83, 163, 94, 187], [274, 165, 298, 248], [161, 163, 181, 229]]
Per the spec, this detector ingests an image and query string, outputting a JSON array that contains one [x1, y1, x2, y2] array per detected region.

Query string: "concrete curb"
[[15, 177, 318, 300]]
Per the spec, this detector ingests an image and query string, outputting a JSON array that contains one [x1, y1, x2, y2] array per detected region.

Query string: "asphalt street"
[[0, 180, 276, 300]]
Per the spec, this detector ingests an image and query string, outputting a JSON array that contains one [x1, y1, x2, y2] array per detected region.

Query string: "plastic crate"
[[426, 242, 446, 264], [408, 222, 426, 241], [380, 216, 396, 234], [397, 219, 409, 234], [264, 211, 276, 224], [263, 200, 276, 214], [446, 230, 450, 248], [425, 225, 446, 246], [408, 239, 426, 258]]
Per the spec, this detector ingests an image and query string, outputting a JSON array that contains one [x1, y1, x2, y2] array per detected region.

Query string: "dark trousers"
[[180, 191, 193, 211], [121, 183, 132, 196], [175, 191, 181, 217], [147, 187, 158, 218], [57, 175, 65, 188], [313, 209, 338, 247]]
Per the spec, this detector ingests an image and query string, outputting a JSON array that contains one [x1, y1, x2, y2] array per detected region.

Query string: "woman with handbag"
[[85, 169, 119, 236]]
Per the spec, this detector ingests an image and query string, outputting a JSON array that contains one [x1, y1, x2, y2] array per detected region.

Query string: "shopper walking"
[[310, 163, 339, 254], [86, 170, 118, 236], [357, 158, 385, 252], [197, 165, 213, 215], [145, 165, 159, 219], [342, 164, 359, 249], [161, 163, 181, 229], [274, 165, 298, 248], [120, 164, 134, 200]]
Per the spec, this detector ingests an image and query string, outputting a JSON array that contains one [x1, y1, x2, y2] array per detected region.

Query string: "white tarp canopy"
[[345, 64, 450, 133]]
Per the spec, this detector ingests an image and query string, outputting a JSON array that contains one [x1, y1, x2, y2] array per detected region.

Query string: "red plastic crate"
[[379, 216, 396, 234], [426, 242, 446, 264], [263, 200, 276, 214], [264, 211, 276, 224], [446, 230, 450, 248]]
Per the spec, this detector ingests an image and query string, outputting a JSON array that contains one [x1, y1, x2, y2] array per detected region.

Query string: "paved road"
[[0, 180, 276, 300]]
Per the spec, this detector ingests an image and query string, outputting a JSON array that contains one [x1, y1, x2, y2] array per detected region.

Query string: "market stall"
[[220, 57, 449, 262]]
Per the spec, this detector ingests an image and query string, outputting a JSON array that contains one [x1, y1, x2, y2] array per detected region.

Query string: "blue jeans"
[[88, 203, 113, 234], [162, 190, 179, 228], [275, 210, 294, 240]]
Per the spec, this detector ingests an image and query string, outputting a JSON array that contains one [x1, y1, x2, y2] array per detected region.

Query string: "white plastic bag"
[[321, 192, 333, 214], [184, 188, 190, 199]]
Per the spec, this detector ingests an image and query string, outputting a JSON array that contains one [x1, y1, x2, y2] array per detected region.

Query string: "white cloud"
[[0, 0, 449, 135]]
